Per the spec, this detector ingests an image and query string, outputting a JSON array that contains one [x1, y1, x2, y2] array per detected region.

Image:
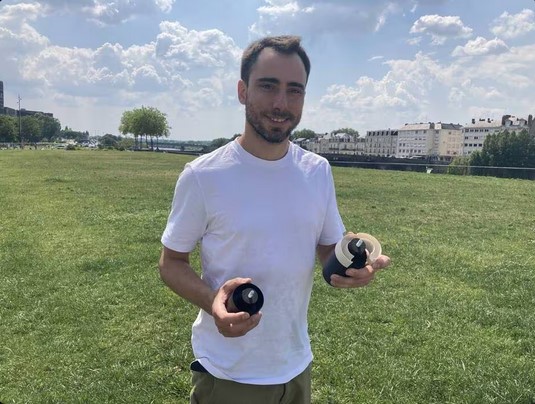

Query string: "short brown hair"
[[240, 35, 311, 84]]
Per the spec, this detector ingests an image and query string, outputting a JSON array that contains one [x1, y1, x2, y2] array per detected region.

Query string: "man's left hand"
[[329, 254, 391, 288]]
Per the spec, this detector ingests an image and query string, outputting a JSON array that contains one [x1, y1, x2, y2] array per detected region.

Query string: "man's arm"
[[158, 246, 216, 314], [316, 243, 336, 268], [158, 246, 262, 337]]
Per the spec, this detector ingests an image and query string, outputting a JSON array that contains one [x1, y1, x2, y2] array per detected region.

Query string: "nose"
[[272, 89, 288, 110]]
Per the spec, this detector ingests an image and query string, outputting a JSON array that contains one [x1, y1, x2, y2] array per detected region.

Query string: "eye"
[[259, 83, 275, 91], [288, 87, 305, 96]]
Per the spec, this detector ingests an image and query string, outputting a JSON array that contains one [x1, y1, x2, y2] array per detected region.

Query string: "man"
[[159, 35, 391, 404]]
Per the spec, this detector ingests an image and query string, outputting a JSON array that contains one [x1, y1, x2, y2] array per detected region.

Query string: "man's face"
[[238, 48, 307, 143]]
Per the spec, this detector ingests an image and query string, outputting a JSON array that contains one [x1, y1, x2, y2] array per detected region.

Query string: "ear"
[[237, 79, 247, 105]]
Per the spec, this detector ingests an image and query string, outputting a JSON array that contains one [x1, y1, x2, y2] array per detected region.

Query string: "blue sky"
[[1, 0, 534, 140]]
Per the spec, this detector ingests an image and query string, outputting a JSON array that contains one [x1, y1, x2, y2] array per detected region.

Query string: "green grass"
[[1, 149, 534, 403]]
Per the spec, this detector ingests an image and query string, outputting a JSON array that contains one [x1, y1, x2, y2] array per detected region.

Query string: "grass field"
[[1, 149, 534, 404]]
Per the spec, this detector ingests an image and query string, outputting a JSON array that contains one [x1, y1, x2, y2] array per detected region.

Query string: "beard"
[[245, 100, 301, 144]]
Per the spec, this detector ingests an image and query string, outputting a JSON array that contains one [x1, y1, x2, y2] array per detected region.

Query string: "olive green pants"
[[190, 363, 311, 404]]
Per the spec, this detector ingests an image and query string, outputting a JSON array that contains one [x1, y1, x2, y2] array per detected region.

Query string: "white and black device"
[[322, 233, 382, 285]]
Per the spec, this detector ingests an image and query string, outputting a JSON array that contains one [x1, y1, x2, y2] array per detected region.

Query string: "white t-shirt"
[[161, 140, 345, 385]]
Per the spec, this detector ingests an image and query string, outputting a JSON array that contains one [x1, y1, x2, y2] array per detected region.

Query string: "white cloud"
[[0, 3, 50, 88], [491, 9, 535, 39], [460, 44, 535, 90], [16, 0, 176, 25], [0, 6, 242, 111], [156, 22, 241, 70], [410, 15, 473, 45], [368, 56, 384, 62], [408, 36, 422, 46], [452, 37, 509, 57], [250, 0, 447, 38], [319, 52, 442, 129]]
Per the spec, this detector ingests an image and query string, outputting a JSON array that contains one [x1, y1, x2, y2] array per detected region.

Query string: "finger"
[[213, 308, 250, 325], [218, 312, 262, 337], [371, 255, 391, 271], [330, 272, 374, 288], [221, 277, 253, 293], [213, 278, 253, 315]]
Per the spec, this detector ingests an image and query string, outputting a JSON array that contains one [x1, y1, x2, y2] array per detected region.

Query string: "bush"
[[447, 156, 470, 175]]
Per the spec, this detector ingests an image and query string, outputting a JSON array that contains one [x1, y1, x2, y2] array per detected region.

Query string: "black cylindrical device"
[[322, 233, 382, 286], [228, 283, 264, 315]]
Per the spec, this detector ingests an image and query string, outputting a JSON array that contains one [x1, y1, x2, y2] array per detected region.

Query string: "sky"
[[1, 0, 535, 141]]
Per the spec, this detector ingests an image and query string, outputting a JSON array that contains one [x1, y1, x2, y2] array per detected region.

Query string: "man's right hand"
[[212, 278, 262, 338]]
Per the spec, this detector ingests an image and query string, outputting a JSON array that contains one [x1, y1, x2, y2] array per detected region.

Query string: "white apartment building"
[[305, 132, 365, 155], [462, 115, 533, 156], [302, 133, 327, 154], [365, 129, 398, 157], [437, 123, 464, 159], [462, 118, 501, 156], [396, 122, 462, 160]]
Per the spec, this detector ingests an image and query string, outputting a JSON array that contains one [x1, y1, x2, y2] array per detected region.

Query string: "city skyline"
[[1, 0, 535, 140]]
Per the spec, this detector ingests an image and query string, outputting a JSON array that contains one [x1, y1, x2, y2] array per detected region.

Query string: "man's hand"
[[212, 278, 262, 337], [329, 254, 391, 288]]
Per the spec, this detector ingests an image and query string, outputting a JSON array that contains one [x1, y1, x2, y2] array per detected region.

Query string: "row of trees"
[[448, 129, 535, 176], [0, 113, 93, 145], [469, 129, 535, 168], [0, 113, 63, 144], [0, 105, 171, 149]]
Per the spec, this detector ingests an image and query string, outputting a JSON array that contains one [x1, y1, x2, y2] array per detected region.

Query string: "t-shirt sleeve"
[[161, 165, 208, 253], [318, 163, 346, 246]]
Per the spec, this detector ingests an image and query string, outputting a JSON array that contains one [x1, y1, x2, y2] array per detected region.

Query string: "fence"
[[327, 160, 535, 180]]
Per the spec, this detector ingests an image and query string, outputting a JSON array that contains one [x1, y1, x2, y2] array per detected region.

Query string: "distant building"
[[462, 114, 534, 156], [501, 114, 531, 134], [396, 122, 462, 160], [305, 132, 365, 155], [461, 118, 502, 156], [436, 123, 464, 159], [19, 108, 54, 118], [305, 133, 329, 154], [0, 81, 4, 111], [0, 80, 54, 118], [365, 129, 398, 157]]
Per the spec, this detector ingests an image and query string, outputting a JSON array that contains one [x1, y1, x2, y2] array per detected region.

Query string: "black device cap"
[[232, 283, 264, 316], [347, 238, 368, 269]]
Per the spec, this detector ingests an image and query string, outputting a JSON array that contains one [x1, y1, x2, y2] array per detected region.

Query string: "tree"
[[210, 137, 231, 150], [61, 127, 89, 142], [0, 115, 17, 143], [470, 129, 535, 168], [21, 116, 42, 145], [469, 150, 485, 166], [119, 110, 136, 148], [117, 137, 135, 150], [99, 134, 119, 149], [332, 128, 359, 136], [291, 128, 317, 140], [119, 106, 170, 150], [34, 113, 61, 141], [447, 156, 470, 175]]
